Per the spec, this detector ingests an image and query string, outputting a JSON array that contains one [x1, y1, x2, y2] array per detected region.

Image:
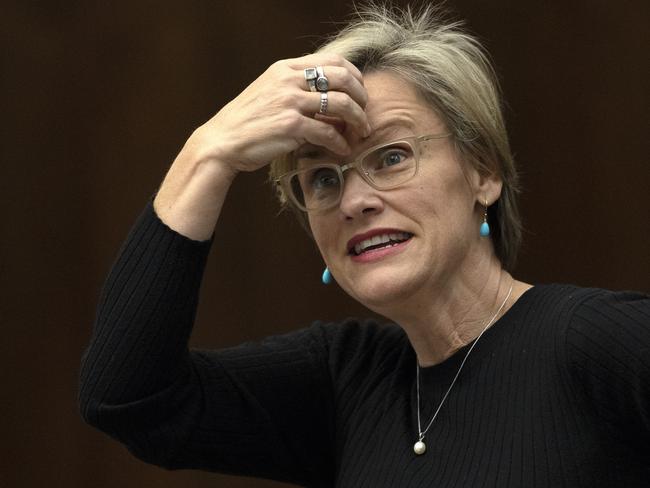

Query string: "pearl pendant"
[[413, 440, 426, 455]]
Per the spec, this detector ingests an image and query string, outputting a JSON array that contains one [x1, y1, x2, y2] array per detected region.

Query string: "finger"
[[313, 114, 346, 134], [299, 65, 368, 109], [288, 53, 364, 86], [302, 91, 370, 137], [297, 116, 351, 156]]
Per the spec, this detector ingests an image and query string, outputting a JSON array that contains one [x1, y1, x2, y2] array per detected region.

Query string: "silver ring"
[[315, 66, 329, 92], [304, 67, 318, 92], [319, 91, 328, 115]]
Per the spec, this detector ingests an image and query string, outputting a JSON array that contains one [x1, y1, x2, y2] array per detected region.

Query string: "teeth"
[[353, 232, 411, 255]]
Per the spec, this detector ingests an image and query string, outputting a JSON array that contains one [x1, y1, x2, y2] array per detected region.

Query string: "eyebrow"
[[293, 117, 419, 161], [294, 145, 329, 158], [366, 116, 418, 140]]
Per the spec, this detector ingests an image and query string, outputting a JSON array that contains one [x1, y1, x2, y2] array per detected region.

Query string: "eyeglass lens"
[[289, 140, 418, 211]]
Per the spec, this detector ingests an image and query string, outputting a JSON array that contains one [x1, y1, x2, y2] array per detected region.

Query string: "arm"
[[79, 54, 369, 485], [79, 197, 336, 485], [152, 53, 369, 241]]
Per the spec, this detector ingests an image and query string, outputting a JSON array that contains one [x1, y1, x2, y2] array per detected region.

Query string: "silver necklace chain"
[[414, 283, 514, 455]]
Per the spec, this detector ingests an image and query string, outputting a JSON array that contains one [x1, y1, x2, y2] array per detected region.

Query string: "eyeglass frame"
[[274, 133, 452, 213]]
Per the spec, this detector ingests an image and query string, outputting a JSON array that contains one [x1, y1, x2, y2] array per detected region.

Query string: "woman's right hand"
[[154, 54, 369, 240], [189, 53, 371, 177]]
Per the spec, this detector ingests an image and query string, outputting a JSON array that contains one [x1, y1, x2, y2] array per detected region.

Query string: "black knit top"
[[79, 199, 650, 487]]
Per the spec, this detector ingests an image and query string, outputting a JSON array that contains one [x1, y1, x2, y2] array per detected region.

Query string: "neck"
[[374, 253, 525, 367]]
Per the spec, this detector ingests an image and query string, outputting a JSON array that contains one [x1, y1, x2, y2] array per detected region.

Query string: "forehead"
[[363, 71, 445, 136], [291, 71, 446, 167]]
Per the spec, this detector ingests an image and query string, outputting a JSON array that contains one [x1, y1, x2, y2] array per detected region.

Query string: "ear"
[[469, 167, 503, 206]]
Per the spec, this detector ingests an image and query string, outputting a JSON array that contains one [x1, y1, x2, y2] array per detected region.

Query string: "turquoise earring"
[[480, 199, 490, 237], [322, 267, 333, 285]]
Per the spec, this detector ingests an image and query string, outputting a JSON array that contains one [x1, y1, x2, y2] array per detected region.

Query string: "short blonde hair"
[[270, 2, 522, 270]]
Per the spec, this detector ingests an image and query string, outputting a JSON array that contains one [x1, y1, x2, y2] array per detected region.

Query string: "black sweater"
[[79, 200, 650, 487]]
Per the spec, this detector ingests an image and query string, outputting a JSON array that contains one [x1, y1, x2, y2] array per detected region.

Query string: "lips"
[[347, 229, 413, 256]]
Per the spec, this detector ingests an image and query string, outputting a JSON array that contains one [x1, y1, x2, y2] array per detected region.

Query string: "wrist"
[[184, 127, 239, 180]]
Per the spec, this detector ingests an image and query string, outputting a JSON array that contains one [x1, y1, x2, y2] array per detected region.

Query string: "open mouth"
[[349, 232, 413, 256]]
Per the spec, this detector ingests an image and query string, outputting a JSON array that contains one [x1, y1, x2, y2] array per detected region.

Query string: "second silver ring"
[[315, 66, 329, 92], [319, 91, 328, 115]]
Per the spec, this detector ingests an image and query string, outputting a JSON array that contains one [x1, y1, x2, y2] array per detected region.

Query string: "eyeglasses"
[[275, 133, 451, 213]]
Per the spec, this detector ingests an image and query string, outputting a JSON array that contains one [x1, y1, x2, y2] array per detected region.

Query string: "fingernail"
[[365, 123, 372, 137]]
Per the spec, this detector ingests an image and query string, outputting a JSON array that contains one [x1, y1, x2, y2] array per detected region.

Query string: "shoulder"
[[538, 284, 650, 401], [213, 318, 404, 379], [526, 282, 649, 342], [310, 318, 407, 380], [560, 286, 650, 374], [508, 283, 650, 370], [545, 284, 650, 436], [555, 285, 650, 347], [568, 286, 650, 327], [514, 283, 649, 331], [314, 317, 404, 350]]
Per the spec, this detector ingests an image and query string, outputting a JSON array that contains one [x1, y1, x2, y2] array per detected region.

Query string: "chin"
[[343, 269, 422, 313]]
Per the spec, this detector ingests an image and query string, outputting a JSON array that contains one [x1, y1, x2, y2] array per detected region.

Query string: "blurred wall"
[[2, 1, 648, 487]]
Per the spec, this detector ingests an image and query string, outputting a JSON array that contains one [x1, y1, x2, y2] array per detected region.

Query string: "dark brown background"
[[2, 1, 648, 487]]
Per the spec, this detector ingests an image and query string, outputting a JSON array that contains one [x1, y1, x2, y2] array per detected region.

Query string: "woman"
[[79, 4, 650, 487]]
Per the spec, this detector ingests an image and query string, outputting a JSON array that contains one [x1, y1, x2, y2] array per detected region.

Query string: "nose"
[[337, 169, 384, 220]]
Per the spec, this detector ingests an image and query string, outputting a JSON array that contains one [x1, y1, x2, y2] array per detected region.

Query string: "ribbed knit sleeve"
[[78, 199, 335, 487], [565, 289, 650, 442]]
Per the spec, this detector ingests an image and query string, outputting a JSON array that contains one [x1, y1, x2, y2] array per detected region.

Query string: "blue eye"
[[310, 167, 340, 190], [380, 150, 408, 167], [362, 142, 415, 174]]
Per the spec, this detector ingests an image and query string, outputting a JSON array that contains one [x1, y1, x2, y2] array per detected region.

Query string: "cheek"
[[308, 216, 335, 260], [412, 172, 475, 232]]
